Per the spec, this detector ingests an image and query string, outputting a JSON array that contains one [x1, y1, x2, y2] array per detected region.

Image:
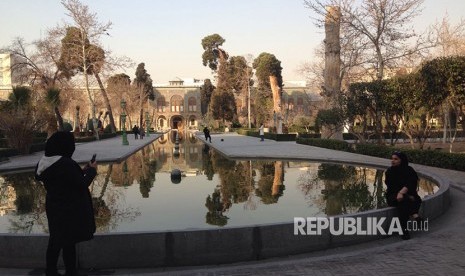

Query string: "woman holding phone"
[[35, 131, 97, 276]]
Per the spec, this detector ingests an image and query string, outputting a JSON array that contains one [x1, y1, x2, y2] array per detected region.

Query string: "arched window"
[[158, 116, 166, 129], [288, 98, 294, 110], [188, 97, 197, 112], [189, 115, 196, 127], [171, 95, 184, 112], [297, 97, 304, 112], [157, 97, 165, 112]]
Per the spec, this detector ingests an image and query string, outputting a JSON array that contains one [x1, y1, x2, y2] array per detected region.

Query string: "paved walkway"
[[1, 132, 465, 275], [0, 134, 161, 173]]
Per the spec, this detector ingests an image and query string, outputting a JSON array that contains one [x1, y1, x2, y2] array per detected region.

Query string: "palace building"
[[151, 77, 322, 131], [152, 77, 203, 131]]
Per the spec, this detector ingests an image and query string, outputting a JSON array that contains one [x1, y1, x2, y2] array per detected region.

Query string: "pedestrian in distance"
[[384, 151, 423, 240], [132, 125, 139, 139], [203, 126, 212, 143], [259, 123, 265, 141], [35, 131, 97, 276], [140, 125, 145, 140]]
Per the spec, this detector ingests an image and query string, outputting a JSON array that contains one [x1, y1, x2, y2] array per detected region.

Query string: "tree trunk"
[[54, 106, 64, 131], [322, 5, 343, 140], [138, 85, 145, 127], [95, 72, 117, 133], [269, 76, 281, 114], [81, 34, 99, 141], [272, 161, 284, 196], [270, 76, 283, 134]]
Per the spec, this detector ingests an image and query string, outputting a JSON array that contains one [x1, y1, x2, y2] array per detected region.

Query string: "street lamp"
[[247, 83, 251, 129], [121, 99, 129, 145], [246, 68, 251, 129], [145, 111, 150, 137], [122, 160, 129, 187]]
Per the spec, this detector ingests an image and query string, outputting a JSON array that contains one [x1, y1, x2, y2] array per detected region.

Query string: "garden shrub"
[[297, 138, 465, 171]]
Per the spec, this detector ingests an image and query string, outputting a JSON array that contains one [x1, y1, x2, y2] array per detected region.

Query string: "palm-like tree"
[[45, 87, 64, 131]]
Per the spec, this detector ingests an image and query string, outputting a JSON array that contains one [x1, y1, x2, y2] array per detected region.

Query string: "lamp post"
[[122, 160, 129, 187], [247, 82, 251, 129], [121, 99, 129, 145], [145, 111, 150, 137]]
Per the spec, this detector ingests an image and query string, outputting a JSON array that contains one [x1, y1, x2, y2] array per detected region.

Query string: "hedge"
[[296, 137, 353, 152], [296, 138, 465, 171], [237, 129, 297, 141]]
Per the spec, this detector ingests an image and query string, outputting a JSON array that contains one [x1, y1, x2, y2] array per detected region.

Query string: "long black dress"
[[384, 164, 422, 231], [36, 157, 96, 244], [35, 131, 96, 275]]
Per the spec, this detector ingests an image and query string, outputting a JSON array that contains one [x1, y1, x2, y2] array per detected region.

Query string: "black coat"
[[35, 157, 96, 244], [384, 165, 419, 205]]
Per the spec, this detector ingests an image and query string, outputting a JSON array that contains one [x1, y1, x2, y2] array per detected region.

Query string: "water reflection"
[[0, 173, 46, 233], [298, 164, 381, 215], [0, 131, 439, 233]]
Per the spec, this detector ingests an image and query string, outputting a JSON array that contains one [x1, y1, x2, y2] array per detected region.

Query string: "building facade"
[[151, 78, 322, 131], [152, 78, 203, 131], [0, 53, 28, 100]]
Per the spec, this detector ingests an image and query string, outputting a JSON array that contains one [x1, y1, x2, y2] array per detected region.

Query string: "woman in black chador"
[[35, 132, 97, 276], [384, 151, 422, 240]]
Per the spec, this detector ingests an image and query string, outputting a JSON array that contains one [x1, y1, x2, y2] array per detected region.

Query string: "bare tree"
[[304, 0, 434, 81], [58, 0, 112, 139], [2, 36, 69, 131], [431, 14, 465, 57]]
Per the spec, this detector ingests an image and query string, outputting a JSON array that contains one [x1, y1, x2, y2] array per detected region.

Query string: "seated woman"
[[384, 151, 422, 240]]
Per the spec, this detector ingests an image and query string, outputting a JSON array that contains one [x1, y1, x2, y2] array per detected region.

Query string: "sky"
[[1, 0, 465, 84]]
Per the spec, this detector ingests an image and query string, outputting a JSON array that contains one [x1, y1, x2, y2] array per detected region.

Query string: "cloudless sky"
[[1, 0, 464, 83]]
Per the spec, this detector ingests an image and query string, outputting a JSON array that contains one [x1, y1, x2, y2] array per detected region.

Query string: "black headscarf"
[[392, 151, 409, 167], [45, 131, 75, 158]]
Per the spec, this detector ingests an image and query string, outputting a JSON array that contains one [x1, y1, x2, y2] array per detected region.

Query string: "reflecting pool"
[[0, 132, 438, 234]]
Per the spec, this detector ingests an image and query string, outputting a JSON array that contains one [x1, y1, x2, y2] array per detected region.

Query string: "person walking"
[[259, 123, 265, 141], [132, 125, 139, 139], [203, 126, 212, 143], [35, 131, 97, 276], [384, 151, 423, 240], [140, 125, 145, 140]]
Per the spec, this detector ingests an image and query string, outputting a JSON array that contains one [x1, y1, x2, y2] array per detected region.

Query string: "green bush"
[[0, 148, 19, 159], [353, 143, 394, 158], [104, 124, 113, 133], [264, 133, 296, 141], [75, 136, 96, 143], [231, 121, 242, 128], [29, 143, 46, 153], [296, 138, 465, 171], [35, 132, 48, 138], [298, 133, 321, 139], [296, 138, 352, 152], [237, 129, 296, 141], [100, 132, 117, 139]]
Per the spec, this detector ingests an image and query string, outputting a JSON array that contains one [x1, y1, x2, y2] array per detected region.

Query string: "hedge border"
[[296, 137, 465, 171]]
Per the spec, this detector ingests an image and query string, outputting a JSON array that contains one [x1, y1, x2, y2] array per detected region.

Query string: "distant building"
[[152, 77, 203, 131], [0, 53, 28, 100], [151, 78, 323, 131]]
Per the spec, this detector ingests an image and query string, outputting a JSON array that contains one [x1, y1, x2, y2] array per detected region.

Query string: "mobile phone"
[[90, 154, 97, 163]]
